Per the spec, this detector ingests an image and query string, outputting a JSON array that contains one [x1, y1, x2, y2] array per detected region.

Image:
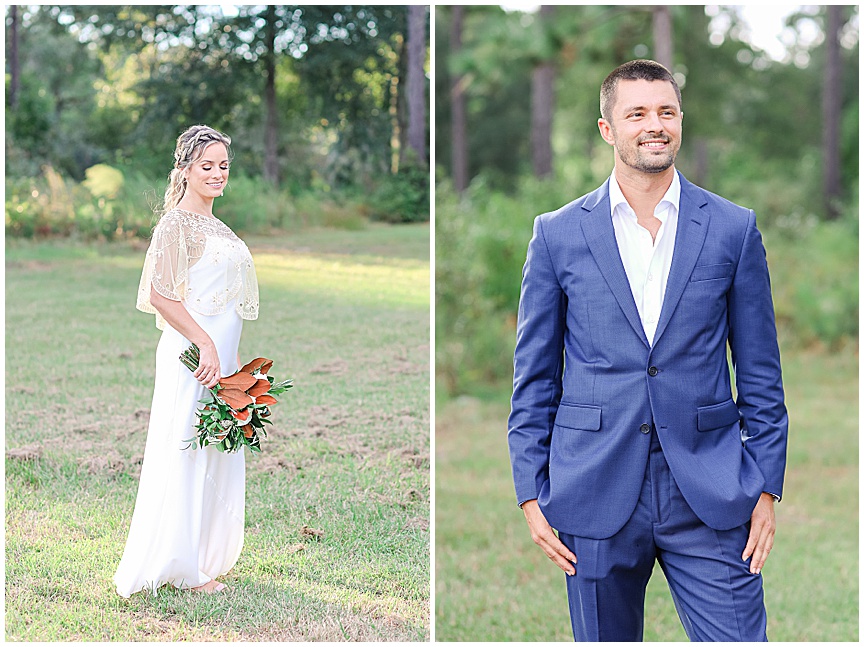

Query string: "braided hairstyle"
[[160, 125, 233, 215]]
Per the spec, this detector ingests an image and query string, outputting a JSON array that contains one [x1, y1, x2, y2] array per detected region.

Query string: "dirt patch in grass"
[[355, 483, 427, 509], [124, 614, 242, 641], [6, 444, 43, 461], [310, 358, 350, 377], [390, 352, 427, 376], [238, 614, 424, 641], [283, 403, 426, 456], [404, 517, 429, 532], [5, 260, 56, 271], [77, 450, 129, 476], [254, 456, 300, 475]]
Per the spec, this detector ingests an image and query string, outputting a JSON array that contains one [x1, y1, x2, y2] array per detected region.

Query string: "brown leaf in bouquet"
[[219, 372, 258, 391], [240, 357, 273, 375], [247, 378, 271, 398], [231, 407, 251, 422], [218, 388, 254, 410], [255, 394, 278, 406]]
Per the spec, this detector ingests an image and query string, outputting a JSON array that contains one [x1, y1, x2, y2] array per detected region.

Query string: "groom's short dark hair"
[[600, 59, 682, 121]]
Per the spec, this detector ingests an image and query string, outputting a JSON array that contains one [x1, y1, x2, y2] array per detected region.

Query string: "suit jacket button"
[[648, 366, 659, 376], [640, 423, 651, 434]]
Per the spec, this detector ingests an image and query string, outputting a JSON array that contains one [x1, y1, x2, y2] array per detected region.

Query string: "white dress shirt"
[[609, 169, 681, 346]]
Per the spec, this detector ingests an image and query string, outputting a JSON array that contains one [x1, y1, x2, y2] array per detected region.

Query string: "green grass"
[[6, 223, 430, 641], [435, 344, 858, 641]]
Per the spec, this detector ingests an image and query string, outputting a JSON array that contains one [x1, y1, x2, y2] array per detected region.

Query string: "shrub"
[[5, 166, 378, 239], [767, 192, 858, 349], [367, 157, 430, 224]]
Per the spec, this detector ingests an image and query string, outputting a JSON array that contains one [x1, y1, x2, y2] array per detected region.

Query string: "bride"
[[114, 125, 259, 596]]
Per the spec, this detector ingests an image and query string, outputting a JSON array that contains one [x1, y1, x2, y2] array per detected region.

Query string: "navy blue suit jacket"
[[508, 172, 788, 539]]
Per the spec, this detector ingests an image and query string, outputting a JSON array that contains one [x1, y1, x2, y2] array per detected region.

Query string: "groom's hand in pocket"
[[522, 499, 577, 575]]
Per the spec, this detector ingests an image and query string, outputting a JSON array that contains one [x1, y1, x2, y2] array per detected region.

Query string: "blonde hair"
[[160, 125, 233, 215]]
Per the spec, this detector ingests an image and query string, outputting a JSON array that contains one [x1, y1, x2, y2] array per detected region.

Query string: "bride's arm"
[[150, 285, 222, 389]]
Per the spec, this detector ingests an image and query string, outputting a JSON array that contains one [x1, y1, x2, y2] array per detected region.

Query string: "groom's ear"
[[597, 118, 615, 146]]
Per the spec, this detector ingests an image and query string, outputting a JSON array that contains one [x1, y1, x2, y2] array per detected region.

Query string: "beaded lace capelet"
[[136, 208, 259, 330]]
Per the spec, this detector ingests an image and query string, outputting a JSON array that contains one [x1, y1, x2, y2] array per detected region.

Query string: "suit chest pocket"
[[683, 263, 733, 313], [690, 263, 732, 282]]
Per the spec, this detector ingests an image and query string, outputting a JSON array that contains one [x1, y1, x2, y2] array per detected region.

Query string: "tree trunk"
[[450, 6, 468, 193], [652, 6, 673, 70], [693, 137, 709, 187], [263, 6, 279, 185], [822, 5, 842, 219], [530, 6, 555, 179], [394, 31, 408, 171], [9, 5, 20, 109], [404, 5, 427, 167]]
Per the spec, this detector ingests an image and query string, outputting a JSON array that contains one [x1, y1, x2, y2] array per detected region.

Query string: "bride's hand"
[[193, 340, 222, 389]]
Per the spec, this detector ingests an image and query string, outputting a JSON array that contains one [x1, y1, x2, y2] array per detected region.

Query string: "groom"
[[507, 60, 787, 641]]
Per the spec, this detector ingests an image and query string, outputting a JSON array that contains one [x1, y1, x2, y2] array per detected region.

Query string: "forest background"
[[6, 4, 430, 236], [435, 5, 858, 642], [437, 4, 857, 392]]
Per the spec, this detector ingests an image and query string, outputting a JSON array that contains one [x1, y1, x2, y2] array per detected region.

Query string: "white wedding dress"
[[115, 208, 259, 597]]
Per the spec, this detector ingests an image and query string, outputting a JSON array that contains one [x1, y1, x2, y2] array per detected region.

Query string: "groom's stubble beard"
[[612, 125, 681, 174]]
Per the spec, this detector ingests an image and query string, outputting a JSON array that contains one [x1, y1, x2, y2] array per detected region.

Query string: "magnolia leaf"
[[217, 388, 254, 409], [240, 357, 274, 375], [247, 378, 271, 398], [255, 394, 278, 406], [230, 407, 252, 422], [218, 372, 257, 392]]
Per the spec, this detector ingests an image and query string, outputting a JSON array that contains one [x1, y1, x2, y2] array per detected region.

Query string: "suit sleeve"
[[508, 216, 567, 505], [727, 211, 788, 499]]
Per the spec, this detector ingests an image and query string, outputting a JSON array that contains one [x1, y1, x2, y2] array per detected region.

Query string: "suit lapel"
[[652, 175, 710, 346], [580, 182, 650, 349]]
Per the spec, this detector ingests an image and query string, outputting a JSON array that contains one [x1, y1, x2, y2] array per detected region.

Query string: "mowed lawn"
[[435, 345, 858, 641], [6, 223, 430, 641]]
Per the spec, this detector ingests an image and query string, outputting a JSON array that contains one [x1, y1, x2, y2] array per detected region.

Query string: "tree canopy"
[[6, 4, 429, 192], [436, 5, 858, 222]]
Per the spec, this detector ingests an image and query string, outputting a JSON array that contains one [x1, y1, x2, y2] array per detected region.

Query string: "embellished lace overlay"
[[136, 208, 259, 329]]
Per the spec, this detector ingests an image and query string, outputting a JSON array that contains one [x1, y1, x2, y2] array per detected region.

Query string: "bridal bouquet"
[[179, 344, 293, 453]]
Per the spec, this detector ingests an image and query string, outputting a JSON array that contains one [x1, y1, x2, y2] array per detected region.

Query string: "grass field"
[[6, 223, 430, 641], [435, 344, 858, 641]]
